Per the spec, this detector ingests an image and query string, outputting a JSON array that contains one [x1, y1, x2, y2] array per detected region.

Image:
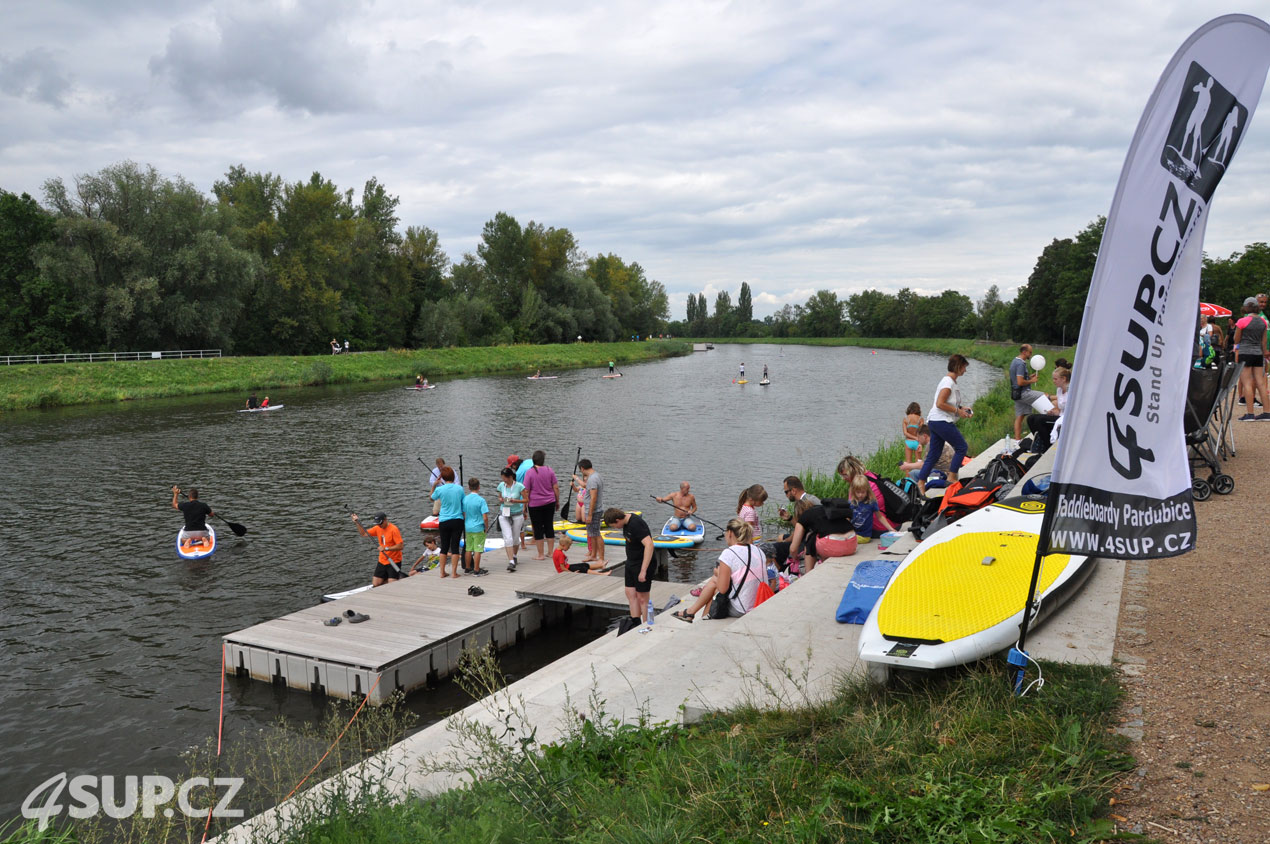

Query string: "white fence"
[[1, 349, 222, 365]]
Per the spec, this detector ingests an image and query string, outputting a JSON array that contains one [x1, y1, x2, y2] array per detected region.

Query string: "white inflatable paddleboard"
[[858, 496, 1094, 673], [237, 405, 284, 413]]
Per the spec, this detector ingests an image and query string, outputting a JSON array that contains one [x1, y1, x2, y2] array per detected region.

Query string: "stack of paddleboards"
[[857, 496, 1094, 672]]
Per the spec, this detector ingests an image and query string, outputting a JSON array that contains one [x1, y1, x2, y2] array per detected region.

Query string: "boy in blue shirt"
[[463, 478, 491, 576]]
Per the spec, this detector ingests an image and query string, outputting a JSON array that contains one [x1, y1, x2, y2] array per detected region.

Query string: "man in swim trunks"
[[655, 482, 698, 532], [172, 486, 213, 539], [352, 511, 404, 587]]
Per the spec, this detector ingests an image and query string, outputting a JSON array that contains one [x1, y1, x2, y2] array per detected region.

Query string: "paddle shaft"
[[647, 495, 726, 537], [177, 489, 246, 536], [560, 446, 582, 519]]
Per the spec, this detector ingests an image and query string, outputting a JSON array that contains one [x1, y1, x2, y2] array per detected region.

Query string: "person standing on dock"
[[351, 512, 404, 587], [462, 478, 490, 576], [524, 450, 560, 561], [497, 465, 528, 571], [604, 508, 654, 633], [575, 459, 605, 565], [656, 482, 699, 532], [431, 466, 466, 577], [1010, 344, 1045, 439], [171, 486, 213, 539], [429, 458, 448, 516]]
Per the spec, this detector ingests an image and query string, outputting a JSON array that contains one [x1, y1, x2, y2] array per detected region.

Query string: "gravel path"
[[1113, 418, 1270, 842]]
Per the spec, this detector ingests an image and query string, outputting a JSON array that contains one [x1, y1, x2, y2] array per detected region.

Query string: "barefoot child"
[[552, 535, 607, 574], [902, 402, 923, 463], [409, 534, 440, 574], [847, 474, 896, 541]]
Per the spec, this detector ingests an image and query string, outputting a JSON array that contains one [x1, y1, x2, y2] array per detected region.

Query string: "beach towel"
[[835, 559, 902, 624]]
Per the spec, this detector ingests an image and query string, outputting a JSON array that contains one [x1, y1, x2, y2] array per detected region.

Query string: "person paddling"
[[246, 392, 259, 409], [351, 511, 404, 587], [172, 486, 213, 542]]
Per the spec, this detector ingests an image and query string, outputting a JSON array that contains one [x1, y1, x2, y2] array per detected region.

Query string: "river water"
[[0, 343, 997, 818]]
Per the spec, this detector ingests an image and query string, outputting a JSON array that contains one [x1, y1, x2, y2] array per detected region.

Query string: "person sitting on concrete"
[[671, 518, 764, 622], [783, 501, 857, 573]]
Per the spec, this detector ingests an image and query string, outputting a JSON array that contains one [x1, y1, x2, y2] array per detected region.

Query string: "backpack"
[[867, 471, 919, 524], [821, 497, 854, 523]]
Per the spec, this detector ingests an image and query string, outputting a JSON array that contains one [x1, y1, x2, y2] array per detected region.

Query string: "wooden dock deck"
[[222, 546, 687, 703]]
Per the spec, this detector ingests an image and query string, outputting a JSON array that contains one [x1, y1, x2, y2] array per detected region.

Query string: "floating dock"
[[221, 549, 675, 703]]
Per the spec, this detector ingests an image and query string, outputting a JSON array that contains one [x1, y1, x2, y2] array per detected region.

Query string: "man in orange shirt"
[[352, 512, 404, 587]]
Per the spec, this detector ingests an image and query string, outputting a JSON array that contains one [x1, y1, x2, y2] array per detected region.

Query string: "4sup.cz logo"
[[21, 773, 244, 830], [1161, 61, 1248, 202]]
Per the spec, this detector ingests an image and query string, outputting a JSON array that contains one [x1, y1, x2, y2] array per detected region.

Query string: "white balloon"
[[1030, 354, 1046, 371]]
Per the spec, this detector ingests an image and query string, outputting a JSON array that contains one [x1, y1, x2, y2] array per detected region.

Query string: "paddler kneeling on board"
[[172, 486, 213, 547], [655, 482, 699, 532], [352, 512, 404, 587]]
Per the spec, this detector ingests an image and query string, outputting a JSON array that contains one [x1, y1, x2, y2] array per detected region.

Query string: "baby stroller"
[[1185, 357, 1234, 501]]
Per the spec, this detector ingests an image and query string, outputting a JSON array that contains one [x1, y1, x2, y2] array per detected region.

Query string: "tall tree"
[[800, 290, 844, 336], [736, 281, 753, 327], [0, 190, 61, 353]]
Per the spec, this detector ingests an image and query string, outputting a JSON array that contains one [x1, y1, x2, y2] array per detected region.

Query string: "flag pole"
[[1012, 485, 1058, 694]]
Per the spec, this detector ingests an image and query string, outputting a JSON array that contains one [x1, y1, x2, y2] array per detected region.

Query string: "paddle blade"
[[224, 519, 248, 536], [559, 501, 571, 520]]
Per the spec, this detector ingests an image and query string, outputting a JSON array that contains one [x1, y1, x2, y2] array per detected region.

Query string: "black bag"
[[820, 497, 854, 522], [1011, 383, 1024, 401], [871, 472, 919, 523]]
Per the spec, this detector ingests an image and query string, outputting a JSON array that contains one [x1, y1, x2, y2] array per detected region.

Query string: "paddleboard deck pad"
[[858, 496, 1095, 671], [565, 527, 695, 548], [176, 526, 216, 560], [659, 518, 705, 545]]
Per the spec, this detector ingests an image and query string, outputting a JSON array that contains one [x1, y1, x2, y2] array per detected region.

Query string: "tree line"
[[0, 162, 669, 355], [5, 163, 1268, 356], [672, 216, 1270, 345]]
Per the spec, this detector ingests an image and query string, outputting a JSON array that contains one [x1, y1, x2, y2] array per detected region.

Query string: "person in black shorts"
[[171, 485, 213, 538], [604, 508, 654, 631]]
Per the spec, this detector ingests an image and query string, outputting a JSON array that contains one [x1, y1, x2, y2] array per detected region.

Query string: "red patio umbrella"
[[1200, 302, 1232, 317]]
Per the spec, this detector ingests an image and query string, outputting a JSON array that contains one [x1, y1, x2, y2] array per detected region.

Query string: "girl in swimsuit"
[[902, 402, 923, 463]]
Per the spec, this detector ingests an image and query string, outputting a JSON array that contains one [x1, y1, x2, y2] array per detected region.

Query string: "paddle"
[[458, 454, 464, 487], [648, 495, 726, 541], [559, 446, 582, 520], [178, 489, 247, 536]]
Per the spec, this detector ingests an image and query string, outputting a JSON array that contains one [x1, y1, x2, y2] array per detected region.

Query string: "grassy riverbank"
[[768, 338, 1078, 496], [0, 341, 690, 411]]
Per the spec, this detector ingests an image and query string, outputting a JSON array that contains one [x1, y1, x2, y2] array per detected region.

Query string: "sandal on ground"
[[346, 612, 370, 623], [468, 585, 485, 596], [323, 617, 342, 626], [671, 610, 694, 623]]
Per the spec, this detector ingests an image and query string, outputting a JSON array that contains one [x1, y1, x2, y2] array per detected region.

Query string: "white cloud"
[[3, 0, 1270, 320]]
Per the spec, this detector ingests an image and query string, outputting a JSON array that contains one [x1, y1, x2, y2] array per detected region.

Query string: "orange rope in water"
[[282, 673, 383, 803]]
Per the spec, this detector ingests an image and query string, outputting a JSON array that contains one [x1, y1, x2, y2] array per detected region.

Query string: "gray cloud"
[[149, 0, 371, 114], [0, 48, 71, 107]]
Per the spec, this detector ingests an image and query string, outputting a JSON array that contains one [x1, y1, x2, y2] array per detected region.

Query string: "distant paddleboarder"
[[738, 362, 745, 380], [608, 360, 615, 375], [246, 392, 259, 409]]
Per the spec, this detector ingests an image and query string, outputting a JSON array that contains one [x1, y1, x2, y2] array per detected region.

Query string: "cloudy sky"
[[4, 1, 1270, 318]]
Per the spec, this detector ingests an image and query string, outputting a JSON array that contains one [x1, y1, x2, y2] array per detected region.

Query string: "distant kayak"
[[176, 527, 216, 560], [527, 375, 558, 380], [405, 385, 435, 391], [237, 405, 284, 413]]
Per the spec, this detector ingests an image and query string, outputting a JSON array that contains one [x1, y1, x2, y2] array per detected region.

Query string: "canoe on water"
[[176, 527, 216, 560], [237, 405, 284, 413]]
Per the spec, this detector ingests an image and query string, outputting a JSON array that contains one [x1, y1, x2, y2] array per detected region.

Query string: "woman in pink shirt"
[[523, 450, 560, 559]]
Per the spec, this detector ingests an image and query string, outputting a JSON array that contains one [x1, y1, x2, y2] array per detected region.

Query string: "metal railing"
[[1, 349, 222, 365]]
